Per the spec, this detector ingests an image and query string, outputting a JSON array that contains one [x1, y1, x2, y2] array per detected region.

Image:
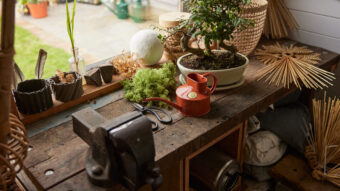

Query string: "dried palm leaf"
[[55, 70, 75, 83], [13, 62, 25, 90], [111, 51, 143, 79], [35, 49, 47, 79], [255, 43, 335, 89], [264, 0, 299, 39], [304, 94, 340, 187], [56, 70, 67, 83], [13, 63, 25, 83], [65, 73, 75, 83]]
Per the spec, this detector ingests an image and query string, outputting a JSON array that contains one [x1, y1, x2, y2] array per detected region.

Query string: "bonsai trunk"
[[220, 41, 238, 65], [180, 28, 238, 63], [180, 28, 205, 57]]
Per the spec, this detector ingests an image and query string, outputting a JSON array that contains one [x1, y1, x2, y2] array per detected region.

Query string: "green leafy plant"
[[161, 0, 254, 67], [27, 0, 46, 4], [121, 62, 177, 108], [66, 0, 78, 72], [20, 0, 28, 5]]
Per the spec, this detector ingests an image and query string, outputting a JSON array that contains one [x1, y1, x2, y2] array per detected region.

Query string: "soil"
[[181, 51, 246, 70]]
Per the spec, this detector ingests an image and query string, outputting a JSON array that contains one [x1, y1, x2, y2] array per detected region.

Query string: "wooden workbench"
[[18, 39, 339, 191]]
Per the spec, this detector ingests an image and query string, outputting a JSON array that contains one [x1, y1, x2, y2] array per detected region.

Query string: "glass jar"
[[132, 0, 146, 23], [68, 47, 86, 76]]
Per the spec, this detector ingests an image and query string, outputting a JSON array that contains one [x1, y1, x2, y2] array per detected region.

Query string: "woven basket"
[[227, 0, 268, 56], [0, 114, 29, 191], [159, 12, 191, 62]]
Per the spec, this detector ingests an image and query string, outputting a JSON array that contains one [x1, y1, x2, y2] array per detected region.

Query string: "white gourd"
[[130, 29, 164, 66]]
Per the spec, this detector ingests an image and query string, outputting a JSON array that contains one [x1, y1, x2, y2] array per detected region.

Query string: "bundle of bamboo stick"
[[304, 94, 340, 187], [255, 43, 335, 89], [264, 0, 299, 39]]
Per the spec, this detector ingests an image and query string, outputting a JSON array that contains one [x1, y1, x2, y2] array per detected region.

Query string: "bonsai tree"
[[162, 0, 254, 69]]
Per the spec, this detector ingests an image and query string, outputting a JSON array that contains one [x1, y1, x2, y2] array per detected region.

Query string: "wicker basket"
[[226, 0, 268, 56], [159, 12, 191, 62]]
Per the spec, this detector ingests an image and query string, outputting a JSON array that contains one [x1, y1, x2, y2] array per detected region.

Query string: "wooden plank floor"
[[271, 154, 339, 191], [21, 39, 340, 191]]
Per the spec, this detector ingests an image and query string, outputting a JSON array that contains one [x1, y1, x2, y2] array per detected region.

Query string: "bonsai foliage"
[[164, 0, 254, 60], [66, 0, 78, 72]]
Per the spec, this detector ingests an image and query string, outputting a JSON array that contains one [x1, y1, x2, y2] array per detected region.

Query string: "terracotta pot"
[[177, 50, 249, 86], [28, 2, 48, 19], [51, 72, 84, 102], [13, 79, 53, 114]]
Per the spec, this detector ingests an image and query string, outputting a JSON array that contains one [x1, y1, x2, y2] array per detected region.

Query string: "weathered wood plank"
[[48, 170, 124, 191], [24, 122, 77, 168], [22, 40, 340, 190], [271, 154, 339, 191], [17, 169, 39, 191], [49, 160, 184, 191], [28, 137, 88, 189]]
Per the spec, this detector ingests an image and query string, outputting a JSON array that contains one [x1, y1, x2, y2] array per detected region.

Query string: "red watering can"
[[143, 73, 217, 117]]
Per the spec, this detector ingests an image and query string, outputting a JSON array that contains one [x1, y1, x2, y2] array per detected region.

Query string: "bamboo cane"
[[255, 43, 335, 90], [0, 1, 17, 190], [264, 0, 299, 39], [305, 94, 340, 187], [0, 0, 16, 147]]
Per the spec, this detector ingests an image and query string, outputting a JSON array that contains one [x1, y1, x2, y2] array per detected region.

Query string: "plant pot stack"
[[51, 72, 84, 102], [13, 79, 53, 114]]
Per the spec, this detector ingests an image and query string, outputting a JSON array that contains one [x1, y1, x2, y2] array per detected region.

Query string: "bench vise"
[[72, 107, 163, 191]]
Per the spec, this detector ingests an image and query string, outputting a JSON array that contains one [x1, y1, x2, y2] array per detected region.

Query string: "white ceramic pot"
[[177, 50, 249, 86]]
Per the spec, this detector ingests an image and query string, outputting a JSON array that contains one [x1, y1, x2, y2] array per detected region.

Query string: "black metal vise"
[[72, 107, 163, 191]]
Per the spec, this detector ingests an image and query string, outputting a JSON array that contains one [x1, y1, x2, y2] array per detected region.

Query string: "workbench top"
[[20, 39, 340, 191]]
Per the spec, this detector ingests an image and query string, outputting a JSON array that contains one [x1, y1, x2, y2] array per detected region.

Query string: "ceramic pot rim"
[[177, 50, 249, 72]]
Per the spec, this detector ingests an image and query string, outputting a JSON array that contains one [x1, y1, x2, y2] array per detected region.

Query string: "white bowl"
[[177, 50, 249, 86]]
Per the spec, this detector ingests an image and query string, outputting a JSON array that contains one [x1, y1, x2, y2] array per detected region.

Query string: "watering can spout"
[[143, 98, 182, 111]]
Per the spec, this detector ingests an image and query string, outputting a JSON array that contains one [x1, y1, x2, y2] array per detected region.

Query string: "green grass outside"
[[14, 25, 70, 79]]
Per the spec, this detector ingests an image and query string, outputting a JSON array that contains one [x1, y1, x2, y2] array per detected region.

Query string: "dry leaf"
[[111, 51, 143, 78], [56, 70, 67, 83], [56, 70, 74, 83], [65, 74, 75, 83]]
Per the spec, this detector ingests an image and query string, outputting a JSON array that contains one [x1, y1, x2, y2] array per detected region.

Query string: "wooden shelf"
[[184, 122, 247, 191], [15, 75, 122, 125]]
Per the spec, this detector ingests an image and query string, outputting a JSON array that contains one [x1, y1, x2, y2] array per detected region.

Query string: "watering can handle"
[[203, 73, 217, 94]]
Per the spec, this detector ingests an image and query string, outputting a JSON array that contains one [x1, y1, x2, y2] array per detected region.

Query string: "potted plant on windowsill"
[[50, 70, 83, 102], [50, 0, 84, 102], [162, 0, 254, 87], [27, 0, 48, 19]]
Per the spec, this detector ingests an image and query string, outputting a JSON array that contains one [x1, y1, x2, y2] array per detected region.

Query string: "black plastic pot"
[[51, 72, 84, 102], [99, 64, 114, 83], [85, 68, 102, 87], [13, 79, 53, 114]]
